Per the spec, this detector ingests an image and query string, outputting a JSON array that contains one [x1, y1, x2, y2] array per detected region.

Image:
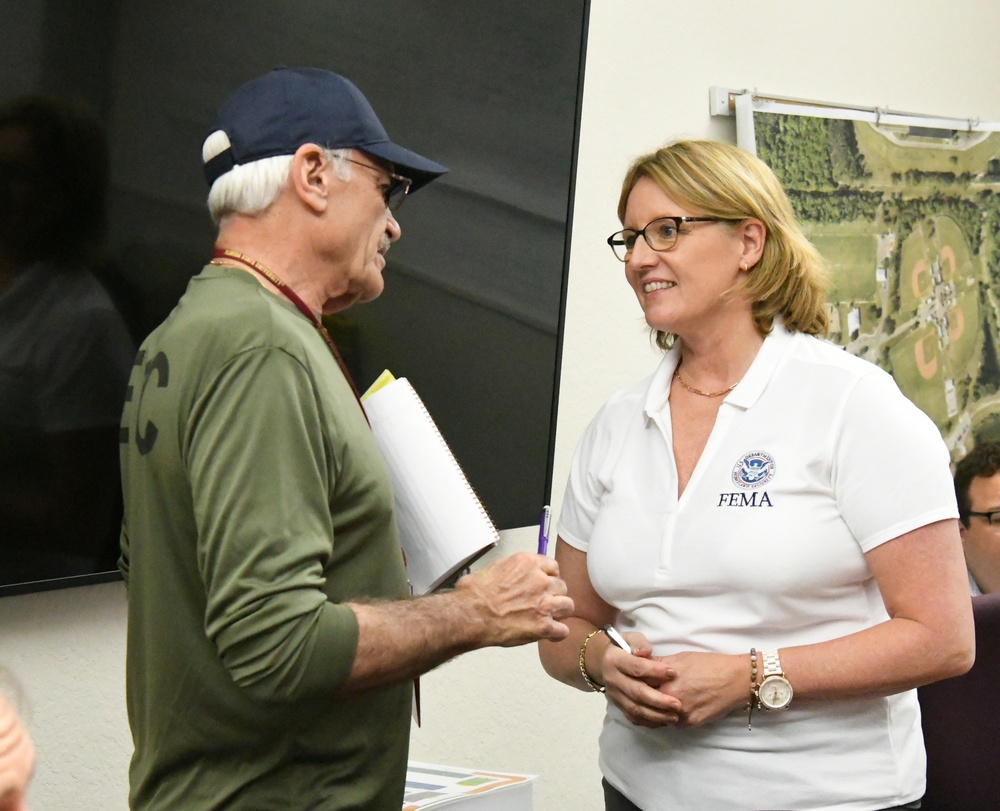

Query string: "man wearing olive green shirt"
[[118, 67, 573, 811]]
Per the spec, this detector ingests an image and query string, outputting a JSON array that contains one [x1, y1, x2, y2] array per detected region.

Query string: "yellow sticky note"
[[361, 369, 396, 401]]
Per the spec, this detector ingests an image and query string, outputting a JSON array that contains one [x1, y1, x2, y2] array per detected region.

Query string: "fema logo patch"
[[732, 451, 775, 489]]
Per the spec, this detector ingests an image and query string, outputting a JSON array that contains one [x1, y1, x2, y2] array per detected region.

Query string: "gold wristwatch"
[[754, 648, 793, 711]]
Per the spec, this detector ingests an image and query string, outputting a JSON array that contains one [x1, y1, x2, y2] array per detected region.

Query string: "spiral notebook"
[[362, 371, 499, 594]]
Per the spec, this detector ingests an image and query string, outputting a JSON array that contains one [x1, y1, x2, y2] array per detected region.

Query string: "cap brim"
[[361, 141, 448, 193]]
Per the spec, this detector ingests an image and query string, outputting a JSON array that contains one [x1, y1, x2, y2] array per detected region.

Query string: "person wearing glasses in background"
[[539, 139, 974, 811], [954, 440, 1000, 594], [118, 67, 573, 811]]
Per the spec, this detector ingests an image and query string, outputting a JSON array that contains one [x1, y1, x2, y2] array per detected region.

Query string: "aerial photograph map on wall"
[[752, 111, 1000, 460]]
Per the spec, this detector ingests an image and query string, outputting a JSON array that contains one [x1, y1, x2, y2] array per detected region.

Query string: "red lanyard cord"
[[210, 248, 368, 422]]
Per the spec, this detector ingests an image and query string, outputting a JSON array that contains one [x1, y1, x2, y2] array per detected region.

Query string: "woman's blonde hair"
[[618, 139, 829, 350]]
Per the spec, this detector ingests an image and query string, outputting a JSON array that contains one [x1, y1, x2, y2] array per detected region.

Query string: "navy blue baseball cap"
[[203, 66, 447, 191]]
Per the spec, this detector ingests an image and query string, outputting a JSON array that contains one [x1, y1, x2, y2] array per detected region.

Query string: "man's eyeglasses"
[[606, 216, 742, 262], [967, 510, 1000, 526], [342, 156, 412, 211]]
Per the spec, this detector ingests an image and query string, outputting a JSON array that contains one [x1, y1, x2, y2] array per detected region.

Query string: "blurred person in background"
[[0, 673, 35, 811], [953, 439, 1000, 594], [0, 94, 133, 584]]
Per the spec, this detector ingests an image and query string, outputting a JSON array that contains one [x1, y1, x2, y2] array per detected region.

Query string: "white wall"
[[4, 2, 1000, 808], [0, 582, 130, 809]]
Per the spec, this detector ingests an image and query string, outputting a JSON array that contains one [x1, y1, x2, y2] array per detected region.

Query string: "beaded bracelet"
[[579, 629, 606, 693], [747, 647, 758, 730]]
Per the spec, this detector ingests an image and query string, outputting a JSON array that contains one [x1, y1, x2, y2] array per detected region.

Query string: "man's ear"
[[289, 143, 331, 213]]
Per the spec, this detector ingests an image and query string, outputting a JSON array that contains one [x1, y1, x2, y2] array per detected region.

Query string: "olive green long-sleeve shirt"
[[120, 266, 410, 810]]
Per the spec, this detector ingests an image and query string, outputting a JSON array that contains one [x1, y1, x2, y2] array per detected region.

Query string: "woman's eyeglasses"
[[606, 216, 742, 262]]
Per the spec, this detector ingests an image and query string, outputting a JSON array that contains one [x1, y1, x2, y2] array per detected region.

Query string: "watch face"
[[759, 676, 793, 710]]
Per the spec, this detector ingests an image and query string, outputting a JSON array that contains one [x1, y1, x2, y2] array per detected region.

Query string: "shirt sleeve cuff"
[[292, 601, 360, 696]]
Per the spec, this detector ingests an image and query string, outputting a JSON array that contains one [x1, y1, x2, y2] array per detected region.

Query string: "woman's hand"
[[652, 651, 749, 728], [601, 632, 684, 728]]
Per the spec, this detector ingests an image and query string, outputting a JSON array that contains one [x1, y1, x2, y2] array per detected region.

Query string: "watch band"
[[761, 648, 784, 678]]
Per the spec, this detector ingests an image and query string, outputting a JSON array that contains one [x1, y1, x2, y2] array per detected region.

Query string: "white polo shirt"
[[560, 322, 956, 811]]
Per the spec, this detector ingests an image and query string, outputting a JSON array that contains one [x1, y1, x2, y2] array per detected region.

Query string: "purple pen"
[[537, 505, 552, 555]]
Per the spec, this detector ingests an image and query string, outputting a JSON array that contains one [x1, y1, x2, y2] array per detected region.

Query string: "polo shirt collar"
[[642, 319, 795, 419]]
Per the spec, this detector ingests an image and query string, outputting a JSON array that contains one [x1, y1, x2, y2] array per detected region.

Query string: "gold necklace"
[[674, 359, 738, 398]]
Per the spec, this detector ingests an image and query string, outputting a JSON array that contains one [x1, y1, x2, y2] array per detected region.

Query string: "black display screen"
[[0, 0, 589, 596]]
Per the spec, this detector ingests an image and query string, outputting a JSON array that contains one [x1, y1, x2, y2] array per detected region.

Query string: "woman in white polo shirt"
[[539, 139, 974, 811]]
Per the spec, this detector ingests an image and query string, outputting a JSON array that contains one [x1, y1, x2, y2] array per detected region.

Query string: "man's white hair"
[[203, 131, 353, 224]]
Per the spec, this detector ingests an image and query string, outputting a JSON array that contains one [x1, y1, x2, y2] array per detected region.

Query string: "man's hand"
[[345, 553, 574, 692], [455, 552, 574, 646]]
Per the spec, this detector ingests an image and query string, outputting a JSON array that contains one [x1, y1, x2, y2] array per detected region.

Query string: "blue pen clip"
[[537, 505, 552, 555]]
